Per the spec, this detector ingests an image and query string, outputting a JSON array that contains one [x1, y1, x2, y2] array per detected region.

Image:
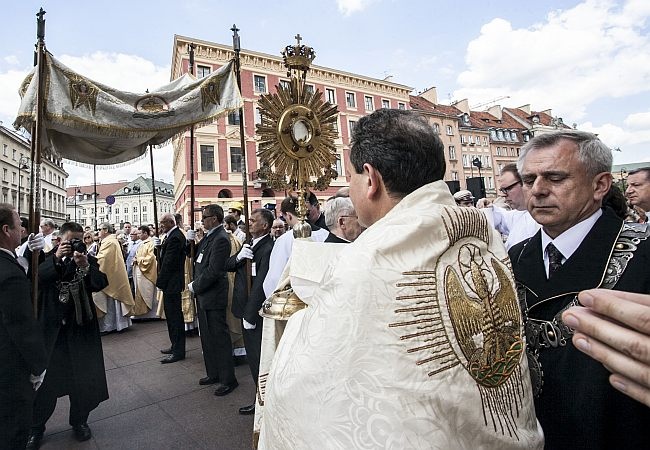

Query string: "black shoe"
[[214, 381, 239, 396], [199, 376, 219, 386], [161, 354, 185, 364], [25, 430, 44, 450], [160, 347, 173, 354], [238, 404, 255, 415], [72, 423, 92, 442]]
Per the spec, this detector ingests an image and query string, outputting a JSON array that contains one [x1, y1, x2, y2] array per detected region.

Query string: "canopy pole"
[[93, 164, 98, 230], [30, 7, 47, 317], [187, 43, 197, 281], [149, 144, 159, 236], [231, 24, 252, 296]]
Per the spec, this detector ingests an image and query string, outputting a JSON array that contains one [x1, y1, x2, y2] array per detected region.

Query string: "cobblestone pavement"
[[38, 320, 255, 450]]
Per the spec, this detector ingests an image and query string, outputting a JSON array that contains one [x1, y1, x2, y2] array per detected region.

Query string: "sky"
[[1, 0, 648, 187]]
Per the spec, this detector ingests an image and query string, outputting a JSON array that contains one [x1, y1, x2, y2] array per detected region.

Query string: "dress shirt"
[[486, 206, 541, 249], [540, 209, 602, 278]]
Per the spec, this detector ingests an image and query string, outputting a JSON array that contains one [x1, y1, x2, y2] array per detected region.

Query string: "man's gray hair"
[[324, 197, 355, 230], [40, 218, 55, 228], [517, 130, 612, 177]]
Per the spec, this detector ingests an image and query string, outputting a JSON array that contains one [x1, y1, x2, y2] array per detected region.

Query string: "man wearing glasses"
[[188, 205, 238, 396], [484, 163, 540, 249]]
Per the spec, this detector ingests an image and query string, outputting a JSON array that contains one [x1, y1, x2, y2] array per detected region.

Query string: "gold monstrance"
[[256, 35, 339, 318]]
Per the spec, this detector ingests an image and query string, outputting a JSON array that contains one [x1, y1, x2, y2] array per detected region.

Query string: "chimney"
[[487, 105, 502, 120], [517, 104, 531, 115], [420, 87, 438, 105], [454, 98, 470, 114], [541, 109, 552, 116]]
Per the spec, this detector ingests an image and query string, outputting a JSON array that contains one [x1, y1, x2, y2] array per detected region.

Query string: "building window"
[[332, 118, 339, 133], [364, 96, 374, 112], [2, 144, 6, 156], [523, 134, 530, 142], [496, 147, 501, 156], [487, 177, 494, 189], [2, 168, 6, 181], [230, 147, 243, 173], [483, 136, 488, 145], [200, 145, 215, 172], [511, 131, 518, 141], [279, 79, 291, 91], [446, 125, 453, 135], [497, 130, 504, 141], [253, 75, 267, 93], [326, 88, 336, 104], [432, 123, 440, 133], [348, 120, 357, 134], [142, 205, 147, 212], [227, 111, 240, 125], [332, 155, 343, 176], [397, 102, 406, 110], [490, 130, 497, 140], [196, 65, 211, 78], [462, 154, 470, 167], [451, 171, 458, 181], [305, 84, 315, 95], [12, 172, 16, 184], [448, 146, 456, 160], [254, 107, 262, 125], [115, 207, 120, 214], [382, 99, 390, 109], [346, 92, 356, 108], [143, 214, 148, 223], [461, 135, 467, 144], [124, 207, 128, 214]]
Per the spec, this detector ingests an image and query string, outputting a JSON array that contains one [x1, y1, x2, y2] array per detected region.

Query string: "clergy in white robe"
[[132, 227, 159, 319], [258, 109, 543, 449]]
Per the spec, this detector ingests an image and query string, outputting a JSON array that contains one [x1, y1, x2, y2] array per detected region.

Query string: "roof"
[[409, 95, 462, 118], [114, 175, 174, 197], [67, 182, 128, 199], [504, 107, 570, 129], [0, 123, 31, 148]]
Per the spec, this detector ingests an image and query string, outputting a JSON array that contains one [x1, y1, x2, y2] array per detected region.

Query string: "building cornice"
[[173, 35, 413, 97]]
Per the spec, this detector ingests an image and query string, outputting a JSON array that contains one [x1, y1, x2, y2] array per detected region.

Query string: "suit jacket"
[[0, 250, 47, 417], [226, 234, 274, 324], [324, 232, 348, 243], [192, 225, 231, 310], [509, 207, 650, 450], [156, 227, 186, 294]]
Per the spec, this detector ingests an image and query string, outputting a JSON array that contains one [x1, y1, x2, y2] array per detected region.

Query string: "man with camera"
[[26, 222, 109, 449]]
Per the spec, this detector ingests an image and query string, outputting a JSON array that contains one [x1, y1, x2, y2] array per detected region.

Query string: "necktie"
[[546, 243, 564, 279]]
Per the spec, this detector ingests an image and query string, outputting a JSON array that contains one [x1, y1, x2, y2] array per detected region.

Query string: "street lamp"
[[17, 156, 29, 217], [123, 183, 142, 225]]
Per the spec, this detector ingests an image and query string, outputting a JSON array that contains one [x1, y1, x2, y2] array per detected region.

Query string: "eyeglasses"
[[499, 180, 522, 195], [340, 215, 358, 219]]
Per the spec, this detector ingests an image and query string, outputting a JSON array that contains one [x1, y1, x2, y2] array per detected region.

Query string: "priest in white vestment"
[[258, 109, 544, 449], [132, 226, 159, 319]]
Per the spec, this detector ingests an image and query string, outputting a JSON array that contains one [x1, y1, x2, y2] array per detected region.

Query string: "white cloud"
[[454, 0, 650, 119], [3, 55, 19, 66], [0, 68, 30, 124], [623, 111, 650, 129], [336, 0, 376, 16], [579, 120, 650, 163]]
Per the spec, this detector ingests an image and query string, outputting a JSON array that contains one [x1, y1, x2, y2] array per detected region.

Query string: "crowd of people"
[[1, 108, 649, 449]]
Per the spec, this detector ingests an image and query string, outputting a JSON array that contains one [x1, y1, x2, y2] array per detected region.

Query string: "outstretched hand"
[[562, 289, 650, 407]]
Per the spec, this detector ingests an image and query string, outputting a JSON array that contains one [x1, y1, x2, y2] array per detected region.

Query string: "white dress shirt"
[[485, 206, 541, 250], [540, 209, 602, 278]]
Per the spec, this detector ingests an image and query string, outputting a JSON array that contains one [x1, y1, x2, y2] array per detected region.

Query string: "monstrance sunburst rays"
[[256, 76, 339, 191]]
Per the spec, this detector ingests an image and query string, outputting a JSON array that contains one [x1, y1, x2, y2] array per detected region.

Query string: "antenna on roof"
[[470, 95, 510, 110]]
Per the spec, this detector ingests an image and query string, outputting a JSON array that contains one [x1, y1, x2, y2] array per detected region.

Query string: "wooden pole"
[[231, 25, 252, 295], [187, 43, 197, 280], [149, 144, 159, 236], [30, 7, 47, 317]]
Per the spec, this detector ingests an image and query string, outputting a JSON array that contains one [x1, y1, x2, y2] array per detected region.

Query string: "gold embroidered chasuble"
[[93, 234, 135, 317], [132, 238, 157, 316], [258, 181, 543, 449]]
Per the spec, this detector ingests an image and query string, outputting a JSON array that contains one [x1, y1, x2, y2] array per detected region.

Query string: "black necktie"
[[546, 243, 564, 279]]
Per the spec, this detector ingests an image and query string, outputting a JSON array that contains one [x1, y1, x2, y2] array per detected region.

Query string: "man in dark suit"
[[0, 204, 47, 450], [323, 197, 364, 243], [188, 204, 238, 396], [509, 130, 650, 449], [226, 208, 274, 415], [156, 213, 186, 363]]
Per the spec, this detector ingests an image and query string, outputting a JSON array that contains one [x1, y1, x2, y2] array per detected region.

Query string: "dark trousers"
[[163, 291, 185, 357], [0, 386, 32, 450], [31, 389, 89, 433], [197, 306, 236, 385], [242, 321, 263, 384]]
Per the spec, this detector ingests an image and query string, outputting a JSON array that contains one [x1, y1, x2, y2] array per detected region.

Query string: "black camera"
[[69, 238, 87, 254]]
